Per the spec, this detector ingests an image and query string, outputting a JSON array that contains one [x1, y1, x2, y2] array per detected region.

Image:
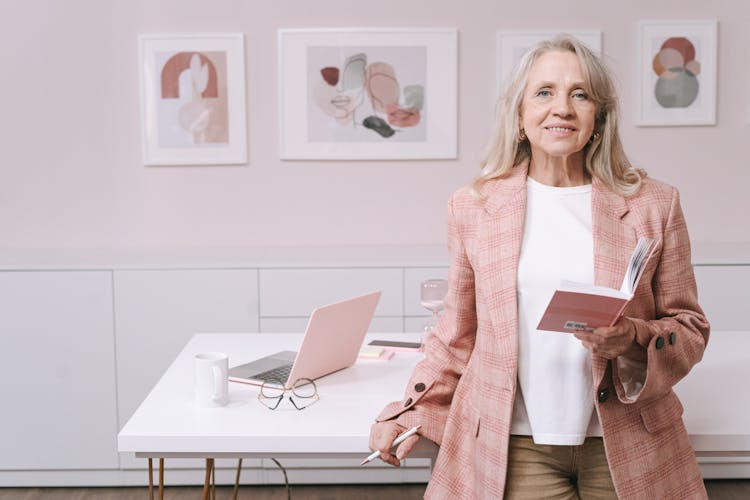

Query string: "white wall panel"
[[260, 316, 403, 333], [693, 265, 750, 331], [0, 271, 118, 470], [259, 268, 403, 317]]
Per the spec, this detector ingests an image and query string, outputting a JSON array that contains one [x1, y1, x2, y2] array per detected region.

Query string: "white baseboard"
[[0, 462, 431, 488], [698, 456, 750, 479]]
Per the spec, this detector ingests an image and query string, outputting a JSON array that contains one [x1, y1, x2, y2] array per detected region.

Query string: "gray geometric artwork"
[[652, 36, 700, 108]]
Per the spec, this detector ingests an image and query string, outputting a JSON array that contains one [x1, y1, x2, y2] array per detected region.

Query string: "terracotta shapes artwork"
[[637, 20, 717, 126], [158, 51, 228, 146], [279, 29, 457, 160], [139, 34, 247, 165]]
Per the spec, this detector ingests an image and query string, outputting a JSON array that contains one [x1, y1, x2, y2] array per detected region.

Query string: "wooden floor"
[[1, 481, 749, 500], [0, 484, 424, 500]]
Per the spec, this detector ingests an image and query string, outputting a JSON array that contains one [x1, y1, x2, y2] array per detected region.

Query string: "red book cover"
[[536, 237, 657, 333], [536, 289, 629, 333]]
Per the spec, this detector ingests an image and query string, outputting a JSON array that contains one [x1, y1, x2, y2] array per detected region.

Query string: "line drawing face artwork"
[[307, 46, 427, 143], [156, 50, 229, 148], [278, 28, 456, 159], [651, 37, 701, 109]]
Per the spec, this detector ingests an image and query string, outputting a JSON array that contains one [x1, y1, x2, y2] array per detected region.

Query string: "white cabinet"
[[260, 316, 403, 333], [693, 265, 750, 331], [259, 268, 403, 330], [0, 271, 118, 470], [113, 269, 260, 430]]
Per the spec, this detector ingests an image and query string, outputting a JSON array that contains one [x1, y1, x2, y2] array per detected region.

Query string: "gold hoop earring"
[[589, 131, 601, 144], [518, 129, 526, 142]]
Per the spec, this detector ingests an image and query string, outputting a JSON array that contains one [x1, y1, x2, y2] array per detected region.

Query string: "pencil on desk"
[[360, 425, 422, 465]]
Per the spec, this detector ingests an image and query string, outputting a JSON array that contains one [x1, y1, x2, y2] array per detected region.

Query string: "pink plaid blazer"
[[377, 163, 710, 499]]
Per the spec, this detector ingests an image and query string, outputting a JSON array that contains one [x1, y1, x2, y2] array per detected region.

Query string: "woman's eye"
[[535, 89, 552, 97], [572, 91, 589, 100]]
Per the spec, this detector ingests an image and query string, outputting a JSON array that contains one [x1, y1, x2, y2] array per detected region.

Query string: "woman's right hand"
[[368, 421, 419, 467]]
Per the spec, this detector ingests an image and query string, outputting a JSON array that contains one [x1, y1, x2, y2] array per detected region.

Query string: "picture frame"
[[495, 30, 602, 96], [636, 19, 717, 126], [278, 28, 457, 160], [138, 33, 247, 165]]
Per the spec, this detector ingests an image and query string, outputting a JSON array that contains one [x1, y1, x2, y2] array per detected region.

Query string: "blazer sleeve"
[[375, 191, 478, 445], [612, 186, 710, 405]]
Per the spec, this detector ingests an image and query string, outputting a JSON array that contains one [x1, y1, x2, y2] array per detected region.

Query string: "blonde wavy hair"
[[473, 35, 645, 197]]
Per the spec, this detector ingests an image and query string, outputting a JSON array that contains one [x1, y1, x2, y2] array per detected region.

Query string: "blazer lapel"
[[592, 176, 635, 289], [479, 163, 528, 358], [591, 176, 636, 380]]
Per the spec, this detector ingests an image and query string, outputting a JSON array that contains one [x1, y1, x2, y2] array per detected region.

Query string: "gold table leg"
[[211, 459, 216, 500], [202, 458, 213, 500], [147, 458, 154, 500], [233, 458, 243, 500], [158, 458, 164, 500], [146, 455, 232, 500]]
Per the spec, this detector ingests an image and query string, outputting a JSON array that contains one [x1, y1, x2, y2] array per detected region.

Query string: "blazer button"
[[404, 397, 413, 407], [414, 383, 426, 392], [669, 332, 676, 345], [598, 388, 610, 403], [655, 336, 665, 349]]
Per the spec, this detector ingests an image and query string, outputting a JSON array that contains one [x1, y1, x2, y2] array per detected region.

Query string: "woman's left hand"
[[574, 317, 645, 360]]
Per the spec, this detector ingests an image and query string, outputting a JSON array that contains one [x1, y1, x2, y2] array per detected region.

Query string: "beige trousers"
[[504, 436, 618, 500]]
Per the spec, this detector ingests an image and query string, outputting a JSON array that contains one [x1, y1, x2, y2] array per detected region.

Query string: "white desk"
[[118, 330, 750, 485], [118, 333, 436, 461]]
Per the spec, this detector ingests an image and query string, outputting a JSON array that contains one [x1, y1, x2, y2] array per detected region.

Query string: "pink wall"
[[0, 0, 746, 250]]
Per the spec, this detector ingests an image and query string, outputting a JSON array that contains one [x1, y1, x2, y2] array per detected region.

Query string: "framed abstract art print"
[[139, 33, 248, 165], [636, 20, 717, 126], [278, 28, 457, 160]]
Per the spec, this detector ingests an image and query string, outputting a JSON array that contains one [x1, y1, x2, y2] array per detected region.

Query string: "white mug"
[[194, 352, 229, 408]]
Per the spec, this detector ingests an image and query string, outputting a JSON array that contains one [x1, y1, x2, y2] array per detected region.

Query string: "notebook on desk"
[[228, 291, 381, 388]]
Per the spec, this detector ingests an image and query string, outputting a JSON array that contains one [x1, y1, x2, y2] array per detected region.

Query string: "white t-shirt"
[[510, 176, 603, 445]]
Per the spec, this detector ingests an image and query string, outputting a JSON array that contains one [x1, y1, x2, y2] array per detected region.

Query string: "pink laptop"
[[228, 291, 381, 388]]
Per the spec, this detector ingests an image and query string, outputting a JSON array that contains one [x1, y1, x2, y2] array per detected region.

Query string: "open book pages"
[[536, 237, 658, 333], [558, 280, 629, 299], [619, 237, 657, 296]]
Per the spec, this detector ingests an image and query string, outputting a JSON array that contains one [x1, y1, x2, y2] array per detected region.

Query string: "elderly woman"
[[368, 36, 709, 499]]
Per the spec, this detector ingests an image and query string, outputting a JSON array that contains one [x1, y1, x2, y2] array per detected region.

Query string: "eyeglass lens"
[[292, 378, 316, 398], [259, 378, 318, 410], [260, 379, 285, 398]]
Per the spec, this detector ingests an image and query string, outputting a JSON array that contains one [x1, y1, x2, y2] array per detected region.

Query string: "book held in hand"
[[536, 237, 657, 333]]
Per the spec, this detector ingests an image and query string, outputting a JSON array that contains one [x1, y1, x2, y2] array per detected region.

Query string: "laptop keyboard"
[[254, 364, 293, 383]]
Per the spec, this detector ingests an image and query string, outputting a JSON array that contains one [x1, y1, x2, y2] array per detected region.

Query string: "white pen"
[[360, 425, 422, 465]]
